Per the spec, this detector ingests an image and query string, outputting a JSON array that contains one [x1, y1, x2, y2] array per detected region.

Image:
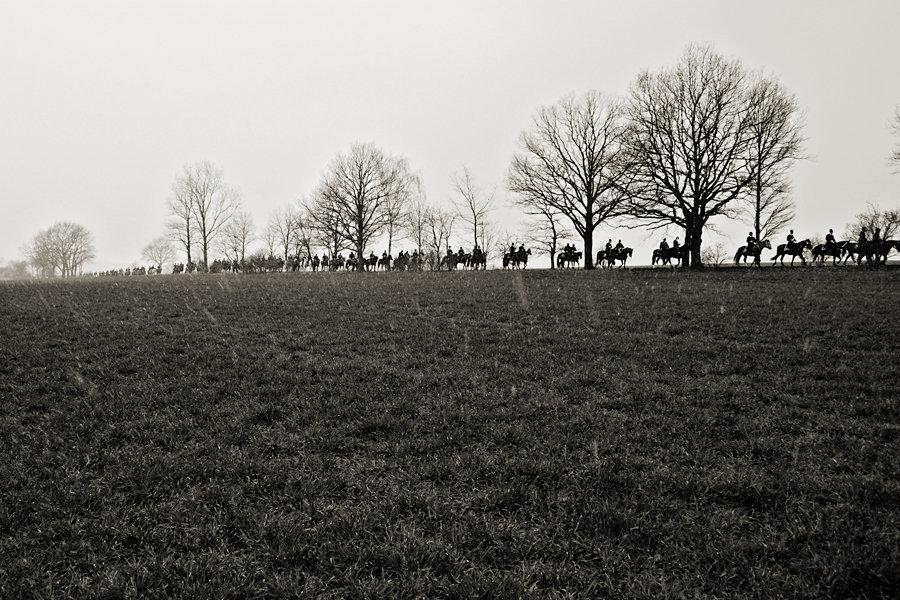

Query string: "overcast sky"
[[2, 0, 899, 270]]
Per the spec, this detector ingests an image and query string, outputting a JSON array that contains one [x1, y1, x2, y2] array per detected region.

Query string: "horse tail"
[[734, 248, 742, 264]]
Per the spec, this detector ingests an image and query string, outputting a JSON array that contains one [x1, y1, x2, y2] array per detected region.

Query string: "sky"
[[2, 0, 899, 270]]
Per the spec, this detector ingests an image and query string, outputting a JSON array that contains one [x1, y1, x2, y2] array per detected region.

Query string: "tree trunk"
[[689, 222, 704, 269], [582, 226, 594, 269]]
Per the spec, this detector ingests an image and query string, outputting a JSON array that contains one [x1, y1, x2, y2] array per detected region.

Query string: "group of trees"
[[510, 45, 807, 269], [24, 222, 95, 277]]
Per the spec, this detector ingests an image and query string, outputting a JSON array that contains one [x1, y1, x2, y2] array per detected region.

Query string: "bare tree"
[[312, 143, 414, 266], [141, 237, 176, 271], [424, 205, 455, 270], [509, 91, 628, 269], [404, 179, 429, 253], [741, 75, 806, 243], [453, 167, 494, 251], [167, 177, 195, 265], [478, 219, 499, 266], [26, 222, 95, 277], [844, 202, 900, 240], [291, 207, 316, 266], [170, 161, 238, 271], [268, 206, 299, 267], [220, 211, 254, 263], [524, 206, 573, 268], [621, 45, 770, 267], [891, 105, 900, 173]]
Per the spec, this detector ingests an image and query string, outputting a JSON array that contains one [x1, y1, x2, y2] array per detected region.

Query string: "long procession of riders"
[[100, 226, 898, 277]]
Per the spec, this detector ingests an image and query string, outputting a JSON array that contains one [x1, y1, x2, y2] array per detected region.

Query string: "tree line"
[[17, 45, 900, 276]]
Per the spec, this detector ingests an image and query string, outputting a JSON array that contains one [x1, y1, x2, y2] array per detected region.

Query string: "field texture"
[[1, 268, 898, 599]]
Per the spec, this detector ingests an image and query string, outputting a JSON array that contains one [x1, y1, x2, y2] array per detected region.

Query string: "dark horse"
[[603, 247, 633, 268], [771, 239, 812, 266], [558, 251, 582, 268], [811, 241, 847, 265], [652, 246, 685, 267], [734, 239, 772, 267], [503, 248, 531, 269]]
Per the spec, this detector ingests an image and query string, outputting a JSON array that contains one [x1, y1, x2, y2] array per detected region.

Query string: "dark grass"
[[1, 268, 898, 599]]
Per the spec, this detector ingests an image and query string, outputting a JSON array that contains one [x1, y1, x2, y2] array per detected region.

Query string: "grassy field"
[[1, 268, 898, 599]]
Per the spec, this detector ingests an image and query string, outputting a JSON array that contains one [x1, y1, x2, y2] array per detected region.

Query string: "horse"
[[512, 248, 531, 269], [771, 239, 812, 266], [378, 255, 392, 271], [467, 250, 486, 270], [558, 251, 582, 269], [605, 248, 633, 268], [652, 246, 684, 267], [440, 254, 459, 270], [810, 241, 847, 265], [734, 239, 772, 267], [871, 239, 900, 265]]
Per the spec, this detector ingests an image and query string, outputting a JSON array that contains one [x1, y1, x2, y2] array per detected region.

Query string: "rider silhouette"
[[746, 232, 756, 253], [605, 239, 612, 253], [825, 229, 836, 252], [659, 238, 668, 251], [786, 230, 796, 253], [614, 240, 624, 252]]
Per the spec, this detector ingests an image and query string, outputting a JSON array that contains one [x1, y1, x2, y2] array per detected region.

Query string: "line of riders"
[[166, 225, 896, 275], [731, 226, 898, 266]]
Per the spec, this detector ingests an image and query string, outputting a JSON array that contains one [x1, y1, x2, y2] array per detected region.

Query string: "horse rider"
[[614, 240, 624, 253], [659, 238, 669, 252], [825, 229, 836, 253], [786, 229, 796, 253], [605, 239, 613, 254], [510, 243, 516, 257], [672, 237, 680, 250], [518, 244, 526, 255], [746, 232, 756, 253], [858, 226, 868, 247]]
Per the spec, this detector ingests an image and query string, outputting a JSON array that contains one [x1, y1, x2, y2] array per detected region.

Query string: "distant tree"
[[26, 222, 95, 277], [290, 207, 316, 266], [311, 143, 415, 266], [477, 219, 499, 266], [891, 105, 900, 173], [220, 211, 254, 263], [621, 45, 799, 267], [424, 205, 455, 269], [268, 206, 299, 267], [742, 75, 806, 243], [524, 205, 573, 269], [167, 175, 195, 266], [141, 237, 176, 271], [170, 161, 238, 271], [0, 260, 31, 280], [700, 241, 729, 266], [510, 91, 628, 269], [844, 202, 900, 240], [453, 167, 494, 251], [404, 180, 429, 254]]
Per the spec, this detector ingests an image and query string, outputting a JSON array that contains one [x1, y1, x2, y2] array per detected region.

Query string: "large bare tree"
[[141, 237, 176, 271], [311, 143, 414, 266], [621, 45, 771, 267], [741, 75, 806, 243], [170, 161, 238, 271], [26, 222, 95, 277], [453, 167, 494, 251], [509, 91, 628, 269]]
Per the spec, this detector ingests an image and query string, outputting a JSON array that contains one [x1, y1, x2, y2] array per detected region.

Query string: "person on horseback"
[[605, 239, 612, 253], [825, 229, 836, 253], [614, 240, 624, 252], [786, 230, 796, 253], [510, 243, 516, 257], [659, 238, 669, 251], [672, 237, 679, 249], [518, 244, 526, 255], [746, 232, 756, 254]]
